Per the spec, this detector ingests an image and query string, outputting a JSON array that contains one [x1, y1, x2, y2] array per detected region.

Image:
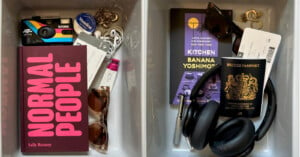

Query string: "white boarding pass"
[[237, 28, 281, 88]]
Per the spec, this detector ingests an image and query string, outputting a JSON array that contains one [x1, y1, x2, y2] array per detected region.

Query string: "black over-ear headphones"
[[182, 64, 277, 157]]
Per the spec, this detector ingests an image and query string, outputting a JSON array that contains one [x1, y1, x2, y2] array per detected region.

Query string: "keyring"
[[240, 9, 264, 29], [241, 9, 263, 22], [94, 8, 119, 29]]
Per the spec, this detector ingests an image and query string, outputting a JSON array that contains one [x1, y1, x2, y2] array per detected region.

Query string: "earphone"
[[182, 64, 277, 157]]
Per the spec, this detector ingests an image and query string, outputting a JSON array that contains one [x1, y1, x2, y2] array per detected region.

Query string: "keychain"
[[94, 8, 119, 29], [240, 9, 264, 29]]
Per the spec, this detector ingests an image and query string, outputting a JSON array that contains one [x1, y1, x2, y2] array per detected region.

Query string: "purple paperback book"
[[170, 8, 233, 105]]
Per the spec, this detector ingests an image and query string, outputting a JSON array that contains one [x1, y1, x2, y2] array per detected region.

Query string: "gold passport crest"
[[224, 73, 258, 100]]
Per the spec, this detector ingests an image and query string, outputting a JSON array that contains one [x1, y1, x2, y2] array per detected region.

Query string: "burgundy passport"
[[19, 45, 88, 152]]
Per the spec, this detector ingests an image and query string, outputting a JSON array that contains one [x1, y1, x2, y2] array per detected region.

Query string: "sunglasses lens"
[[205, 6, 231, 38], [89, 123, 108, 146], [232, 37, 241, 55], [88, 89, 109, 112]]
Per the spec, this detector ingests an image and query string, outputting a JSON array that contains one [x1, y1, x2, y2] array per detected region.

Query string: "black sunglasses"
[[204, 2, 243, 55]]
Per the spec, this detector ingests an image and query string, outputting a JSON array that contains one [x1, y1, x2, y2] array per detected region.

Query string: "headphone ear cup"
[[182, 101, 200, 137], [189, 101, 220, 150], [209, 117, 255, 157]]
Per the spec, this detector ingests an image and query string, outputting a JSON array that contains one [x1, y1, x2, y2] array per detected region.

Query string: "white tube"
[[98, 59, 120, 92]]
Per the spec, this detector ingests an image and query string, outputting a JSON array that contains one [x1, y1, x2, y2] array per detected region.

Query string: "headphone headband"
[[189, 64, 276, 140]]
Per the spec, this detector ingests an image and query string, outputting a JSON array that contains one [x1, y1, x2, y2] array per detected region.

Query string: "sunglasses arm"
[[231, 22, 244, 37]]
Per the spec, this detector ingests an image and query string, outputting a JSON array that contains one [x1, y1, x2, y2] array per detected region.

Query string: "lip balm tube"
[[98, 59, 120, 92]]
